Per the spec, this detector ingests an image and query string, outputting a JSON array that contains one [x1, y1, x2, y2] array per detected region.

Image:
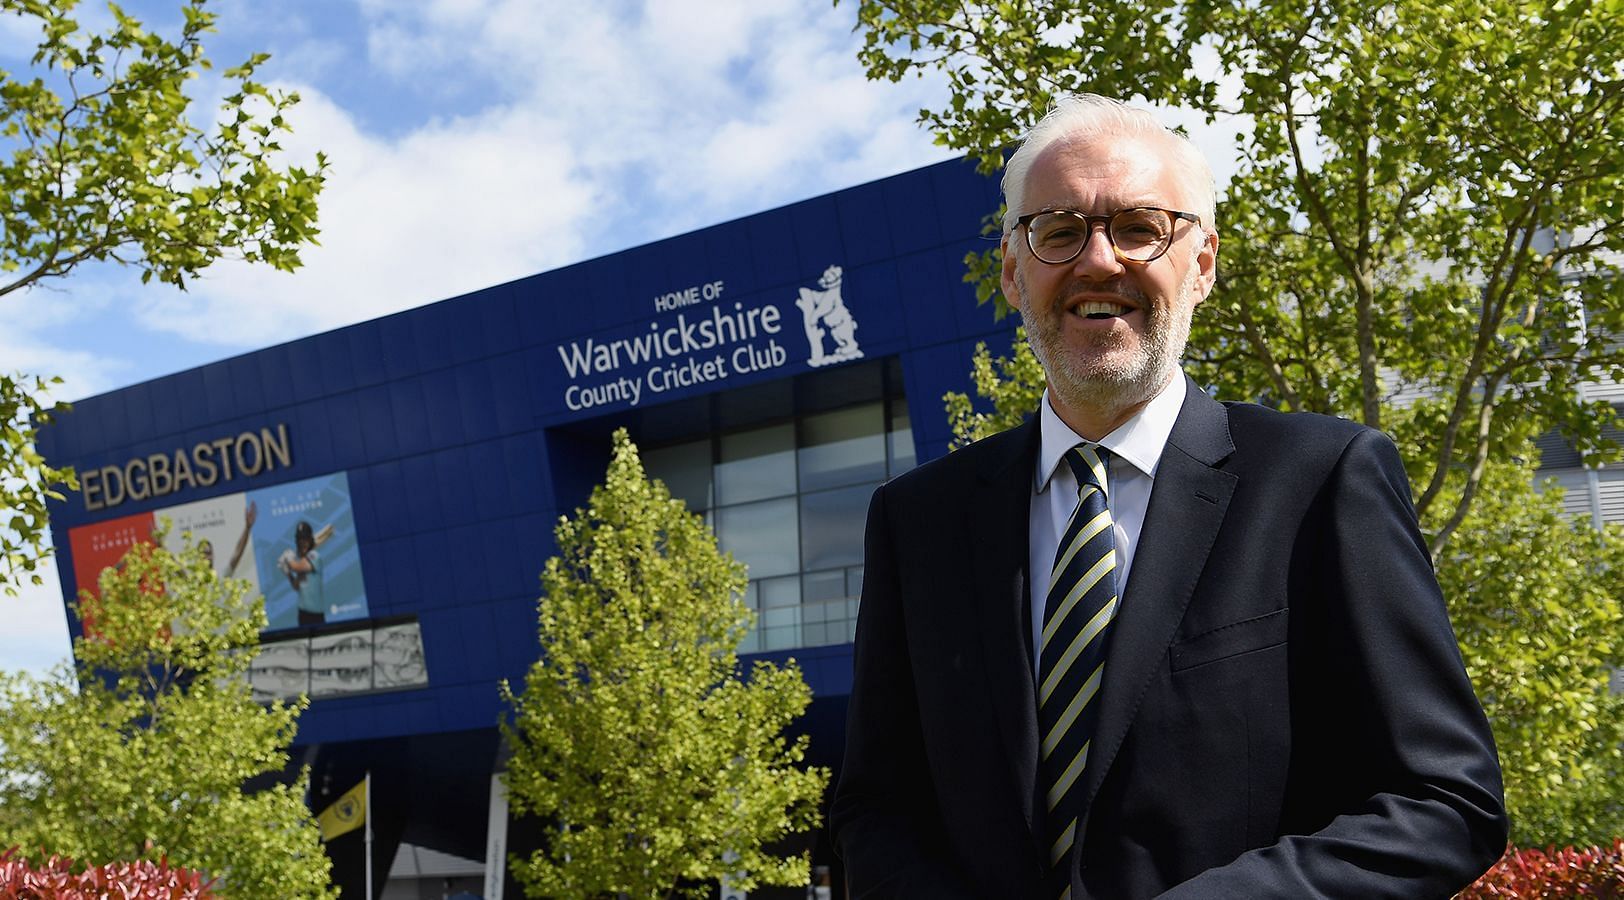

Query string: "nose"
[[1072, 222, 1125, 280]]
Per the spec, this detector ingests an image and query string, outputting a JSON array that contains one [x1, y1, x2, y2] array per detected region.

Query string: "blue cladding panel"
[[293, 402, 336, 474], [258, 349, 296, 410], [836, 182, 895, 267], [380, 316, 418, 381], [367, 460, 409, 541], [355, 385, 395, 460], [325, 393, 367, 469], [226, 355, 265, 418], [348, 323, 389, 388], [388, 378, 431, 457], [400, 454, 443, 533], [455, 363, 500, 442], [317, 330, 358, 396], [286, 338, 324, 400], [414, 530, 455, 608], [476, 286, 522, 359], [447, 523, 491, 607], [433, 447, 476, 528]]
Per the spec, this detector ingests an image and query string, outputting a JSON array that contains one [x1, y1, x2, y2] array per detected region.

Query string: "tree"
[[0, 0, 328, 589], [499, 429, 828, 900], [0, 534, 335, 898], [851, 0, 1624, 844]]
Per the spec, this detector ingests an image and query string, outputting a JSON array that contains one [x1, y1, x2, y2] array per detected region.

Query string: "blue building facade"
[[40, 156, 1016, 898]]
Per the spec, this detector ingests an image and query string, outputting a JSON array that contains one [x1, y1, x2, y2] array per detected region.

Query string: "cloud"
[[125, 1, 950, 348]]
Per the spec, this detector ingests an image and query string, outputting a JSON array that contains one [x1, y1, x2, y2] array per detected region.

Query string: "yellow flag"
[[317, 778, 366, 842]]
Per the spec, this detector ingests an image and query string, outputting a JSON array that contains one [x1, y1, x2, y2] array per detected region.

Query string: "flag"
[[317, 778, 367, 842]]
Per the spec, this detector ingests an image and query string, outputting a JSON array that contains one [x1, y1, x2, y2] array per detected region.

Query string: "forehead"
[[1023, 134, 1190, 213]]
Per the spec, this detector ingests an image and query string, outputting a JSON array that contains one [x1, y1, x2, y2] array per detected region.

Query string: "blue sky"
[[2, 0, 1244, 678]]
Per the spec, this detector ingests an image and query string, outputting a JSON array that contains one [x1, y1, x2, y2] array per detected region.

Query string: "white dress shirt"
[[1028, 375, 1186, 676]]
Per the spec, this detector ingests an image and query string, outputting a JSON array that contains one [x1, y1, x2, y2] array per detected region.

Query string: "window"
[[644, 376, 916, 652]]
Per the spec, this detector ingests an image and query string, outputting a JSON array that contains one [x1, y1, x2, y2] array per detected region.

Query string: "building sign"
[[81, 424, 292, 511], [67, 470, 371, 633], [553, 265, 862, 414]]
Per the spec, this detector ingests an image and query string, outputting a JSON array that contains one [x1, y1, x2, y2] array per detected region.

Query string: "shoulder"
[[1221, 400, 1380, 460], [880, 421, 1032, 501]]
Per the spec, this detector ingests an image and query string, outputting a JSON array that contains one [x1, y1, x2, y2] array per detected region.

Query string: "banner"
[[317, 777, 367, 842], [66, 471, 371, 633]]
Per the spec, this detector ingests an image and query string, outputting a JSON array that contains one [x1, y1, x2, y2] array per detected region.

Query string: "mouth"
[[1067, 298, 1137, 320]]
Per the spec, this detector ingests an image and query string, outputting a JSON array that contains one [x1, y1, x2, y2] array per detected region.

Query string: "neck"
[[1047, 372, 1176, 442]]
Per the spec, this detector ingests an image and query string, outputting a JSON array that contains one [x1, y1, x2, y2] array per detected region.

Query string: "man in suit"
[[830, 94, 1508, 898]]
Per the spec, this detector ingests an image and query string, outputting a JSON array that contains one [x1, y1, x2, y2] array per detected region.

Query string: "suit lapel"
[[1079, 378, 1238, 824], [968, 419, 1042, 834]]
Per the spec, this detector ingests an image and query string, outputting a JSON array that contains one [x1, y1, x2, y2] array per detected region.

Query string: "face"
[[1001, 135, 1217, 425]]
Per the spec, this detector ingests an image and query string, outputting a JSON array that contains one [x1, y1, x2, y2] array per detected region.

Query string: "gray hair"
[[1001, 94, 1217, 235]]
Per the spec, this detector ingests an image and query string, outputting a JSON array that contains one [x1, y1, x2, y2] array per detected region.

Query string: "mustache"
[[1057, 283, 1148, 308]]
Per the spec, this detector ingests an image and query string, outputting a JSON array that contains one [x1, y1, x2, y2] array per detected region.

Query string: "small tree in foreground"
[[0, 537, 335, 899], [500, 429, 828, 900]]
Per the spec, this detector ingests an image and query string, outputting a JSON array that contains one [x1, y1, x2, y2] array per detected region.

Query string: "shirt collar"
[[1035, 373, 1187, 493]]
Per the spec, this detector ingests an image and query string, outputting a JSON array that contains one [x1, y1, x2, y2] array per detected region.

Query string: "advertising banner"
[[65, 471, 370, 633]]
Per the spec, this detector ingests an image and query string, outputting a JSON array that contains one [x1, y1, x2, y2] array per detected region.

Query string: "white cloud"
[[125, 0, 950, 349]]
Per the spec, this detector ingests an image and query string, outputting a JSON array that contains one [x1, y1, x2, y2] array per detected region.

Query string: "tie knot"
[[1066, 444, 1110, 498]]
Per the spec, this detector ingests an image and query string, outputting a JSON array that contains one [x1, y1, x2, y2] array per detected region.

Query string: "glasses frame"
[[1014, 207, 1203, 265]]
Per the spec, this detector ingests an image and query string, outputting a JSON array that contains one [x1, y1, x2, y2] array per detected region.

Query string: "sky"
[[1, 0, 1242, 679]]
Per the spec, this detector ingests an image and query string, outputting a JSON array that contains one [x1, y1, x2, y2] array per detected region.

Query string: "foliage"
[[1458, 839, 1624, 898], [943, 327, 1042, 449], [1441, 462, 1624, 846], [0, 536, 335, 899], [500, 429, 828, 900], [0, 0, 327, 584], [0, 847, 219, 899], [860, 0, 1624, 846], [0, 373, 75, 595]]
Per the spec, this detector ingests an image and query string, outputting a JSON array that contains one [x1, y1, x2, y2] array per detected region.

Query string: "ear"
[[1000, 234, 1020, 308], [1191, 227, 1219, 303]]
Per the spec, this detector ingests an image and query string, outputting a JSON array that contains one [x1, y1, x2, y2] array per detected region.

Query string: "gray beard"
[[1016, 258, 1198, 419]]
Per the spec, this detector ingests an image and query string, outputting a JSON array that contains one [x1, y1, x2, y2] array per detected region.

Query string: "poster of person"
[[158, 493, 263, 601], [247, 472, 369, 631]]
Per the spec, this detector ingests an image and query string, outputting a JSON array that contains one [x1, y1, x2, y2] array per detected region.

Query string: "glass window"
[[716, 498, 799, 579], [374, 622, 428, 689], [758, 575, 801, 608], [309, 630, 374, 697], [644, 439, 713, 511], [888, 404, 916, 476], [800, 484, 872, 571], [799, 403, 886, 492], [716, 423, 796, 505]]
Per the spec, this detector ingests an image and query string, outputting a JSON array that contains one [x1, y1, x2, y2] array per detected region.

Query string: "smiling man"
[[831, 95, 1507, 899]]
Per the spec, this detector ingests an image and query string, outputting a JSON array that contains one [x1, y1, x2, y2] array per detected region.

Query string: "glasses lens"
[[1027, 211, 1090, 263], [1110, 208, 1174, 261]]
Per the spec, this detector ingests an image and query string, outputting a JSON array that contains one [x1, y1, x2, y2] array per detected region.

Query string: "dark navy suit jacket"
[[831, 377, 1507, 898]]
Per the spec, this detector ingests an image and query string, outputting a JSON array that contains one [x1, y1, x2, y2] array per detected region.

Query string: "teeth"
[[1073, 300, 1128, 319]]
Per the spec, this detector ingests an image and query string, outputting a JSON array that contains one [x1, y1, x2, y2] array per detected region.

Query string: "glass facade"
[[645, 393, 914, 652]]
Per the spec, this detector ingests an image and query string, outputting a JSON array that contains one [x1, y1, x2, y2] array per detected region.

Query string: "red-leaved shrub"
[[0, 848, 218, 899], [1458, 840, 1624, 898]]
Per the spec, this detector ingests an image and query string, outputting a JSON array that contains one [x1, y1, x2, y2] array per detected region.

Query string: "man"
[[831, 95, 1508, 899]]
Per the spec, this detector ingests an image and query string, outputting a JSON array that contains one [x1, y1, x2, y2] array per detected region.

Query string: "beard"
[[1015, 251, 1200, 418]]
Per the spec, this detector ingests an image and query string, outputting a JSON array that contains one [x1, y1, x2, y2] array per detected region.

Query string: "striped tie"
[[1039, 444, 1118, 898]]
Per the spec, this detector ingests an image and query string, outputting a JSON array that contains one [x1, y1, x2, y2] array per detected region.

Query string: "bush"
[[1458, 840, 1624, 898], [0, 848, 217, 899]]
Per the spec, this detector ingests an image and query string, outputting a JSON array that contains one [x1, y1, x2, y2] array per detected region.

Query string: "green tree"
[[0, 0, 327, 590], [500, 429, 828, 900], [0, 533, 335, 899], [851, 0, 1624, 844]]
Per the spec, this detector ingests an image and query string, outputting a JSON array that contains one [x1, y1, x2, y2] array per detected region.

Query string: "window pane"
[[800, 484, 873, 571], [716, 498, 799, 579], [716, 423, 795, 505], [799, 403, 886, 492], [644, 439, 713, 511], [758, 574, 801, 608], [888, 405, 916, 476], [802, 569, 847, 604], [374, 623, 428, 689], [309, 630, 374, 696]]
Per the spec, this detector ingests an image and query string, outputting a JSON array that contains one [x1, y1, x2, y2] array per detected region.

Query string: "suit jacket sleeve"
[[1159, 428, 1508, 899], [830, 483, 982, 899]]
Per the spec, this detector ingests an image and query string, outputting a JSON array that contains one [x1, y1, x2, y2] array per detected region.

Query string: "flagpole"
[[364, 770, 373, 900]]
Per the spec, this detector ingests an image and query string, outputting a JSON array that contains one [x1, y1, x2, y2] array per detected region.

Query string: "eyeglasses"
[[1014, 207, 1202, 265]]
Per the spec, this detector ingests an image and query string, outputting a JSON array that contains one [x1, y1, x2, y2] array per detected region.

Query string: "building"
[[38, 154, 1623, 898], [39, 156, 1010, 898]]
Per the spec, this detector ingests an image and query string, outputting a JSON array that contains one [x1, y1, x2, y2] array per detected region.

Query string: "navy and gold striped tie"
[[1039, 444, 1118, 898]]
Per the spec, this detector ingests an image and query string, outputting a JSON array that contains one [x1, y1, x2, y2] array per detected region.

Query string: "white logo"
[[796, 265, 863, 367]]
